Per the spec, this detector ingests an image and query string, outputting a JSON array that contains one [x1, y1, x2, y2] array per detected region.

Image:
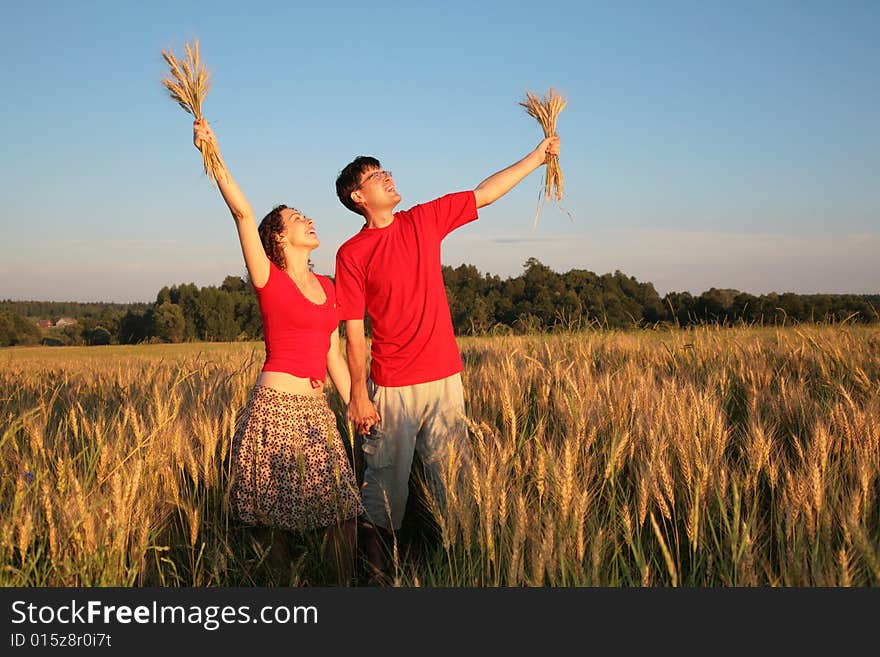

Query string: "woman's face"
[[280, 208, 319, 249]]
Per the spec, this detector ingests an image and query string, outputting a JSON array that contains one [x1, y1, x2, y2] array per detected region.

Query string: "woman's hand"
[[193, 118, 217, 151]]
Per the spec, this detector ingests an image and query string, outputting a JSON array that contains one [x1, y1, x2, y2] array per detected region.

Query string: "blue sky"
[[1, 1, 877, 302]]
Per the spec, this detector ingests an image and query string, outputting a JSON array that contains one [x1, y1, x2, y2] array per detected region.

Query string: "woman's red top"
[[254, 261, 339, 385]]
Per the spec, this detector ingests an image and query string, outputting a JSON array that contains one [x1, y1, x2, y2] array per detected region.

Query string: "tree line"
[[1, 259, 877, 346], [444, 258, 879, 334]]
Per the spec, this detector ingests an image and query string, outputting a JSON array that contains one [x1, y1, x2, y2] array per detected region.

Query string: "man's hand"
[[474, 135, 562, 208], [533, 135, 561, 163], [347, 389, 381, 436]]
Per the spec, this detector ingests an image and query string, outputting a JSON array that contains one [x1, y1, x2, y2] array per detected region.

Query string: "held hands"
[[347, 392, 382, 436], [193, 118, 217, 151]]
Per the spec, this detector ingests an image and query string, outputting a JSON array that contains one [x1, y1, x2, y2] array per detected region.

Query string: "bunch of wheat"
[[161, 39, 225, 185], [520, 88, 566, 203]]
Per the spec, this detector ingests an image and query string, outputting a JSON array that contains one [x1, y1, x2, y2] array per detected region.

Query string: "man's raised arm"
[[473, 136, 560, 209]]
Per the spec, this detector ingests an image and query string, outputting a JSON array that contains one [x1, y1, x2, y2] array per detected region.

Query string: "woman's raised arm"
[[193, 118, 270, 287]]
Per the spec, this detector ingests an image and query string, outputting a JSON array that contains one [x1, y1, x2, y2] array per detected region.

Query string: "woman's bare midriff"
[[257, 370, 324, 397]]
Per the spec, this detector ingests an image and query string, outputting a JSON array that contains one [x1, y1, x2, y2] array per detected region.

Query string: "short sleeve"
[[334, 249, 366, 321], [416, 191, 478, 237], [252, 259, 280, 295]]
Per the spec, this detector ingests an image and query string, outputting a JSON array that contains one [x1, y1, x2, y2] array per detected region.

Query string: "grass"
[[1, 324, 878, 586]]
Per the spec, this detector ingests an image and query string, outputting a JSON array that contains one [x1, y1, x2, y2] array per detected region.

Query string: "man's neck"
[[363, 207, 395, 229]]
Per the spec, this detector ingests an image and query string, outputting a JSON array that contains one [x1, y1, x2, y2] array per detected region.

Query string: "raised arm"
[[193, 119, 270, 287], [473, 136, 560, 209], [326, 326, 351, 406], [344, 319, 381, 435]]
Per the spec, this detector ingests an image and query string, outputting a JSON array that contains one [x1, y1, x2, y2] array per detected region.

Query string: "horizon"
[[1, 1, 878, 303], [3, 257, 879, 306]]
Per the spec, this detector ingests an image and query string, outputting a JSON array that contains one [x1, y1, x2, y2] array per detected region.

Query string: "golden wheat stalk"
[[161, 39, 226, 186], [520, 88, 566, 205]]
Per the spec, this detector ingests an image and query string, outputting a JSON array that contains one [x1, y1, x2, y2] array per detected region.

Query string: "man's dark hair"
[[335, 156, 381, 216]]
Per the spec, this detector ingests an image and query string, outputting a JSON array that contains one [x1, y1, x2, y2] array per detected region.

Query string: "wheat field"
[[1, 325, 878, 586]]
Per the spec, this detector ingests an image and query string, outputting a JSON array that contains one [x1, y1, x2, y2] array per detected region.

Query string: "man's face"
[[353, 167, 401, 213]]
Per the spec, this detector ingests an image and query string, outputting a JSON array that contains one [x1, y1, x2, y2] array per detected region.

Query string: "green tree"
[[85, 326, 112, 346], [156, 286, 172, 306], [154, 302, 185, 343], [196, 287, 238, 341], [175, 284, 201, 340], [0, 311, 41, 346], [221, 275, 249, 294], [443, 264, 498, 334], [119, 309, 153, 344]]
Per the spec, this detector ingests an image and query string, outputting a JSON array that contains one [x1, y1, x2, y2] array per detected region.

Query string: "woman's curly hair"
[[258, 204, 292, 270]]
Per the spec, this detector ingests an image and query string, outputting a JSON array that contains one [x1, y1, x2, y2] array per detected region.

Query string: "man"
[[334, 135, 561, 574]]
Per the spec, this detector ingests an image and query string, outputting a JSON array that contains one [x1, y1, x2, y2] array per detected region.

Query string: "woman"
[[192, 118, 363, 584]]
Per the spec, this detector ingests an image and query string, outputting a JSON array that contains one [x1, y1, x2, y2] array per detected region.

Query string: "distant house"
[[55, 317, 77, 328], [36, 319, 53, 329]]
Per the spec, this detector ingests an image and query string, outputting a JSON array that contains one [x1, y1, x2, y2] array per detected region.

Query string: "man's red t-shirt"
[[254, 261, 339, 384], [334, 191, 478, 387]]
